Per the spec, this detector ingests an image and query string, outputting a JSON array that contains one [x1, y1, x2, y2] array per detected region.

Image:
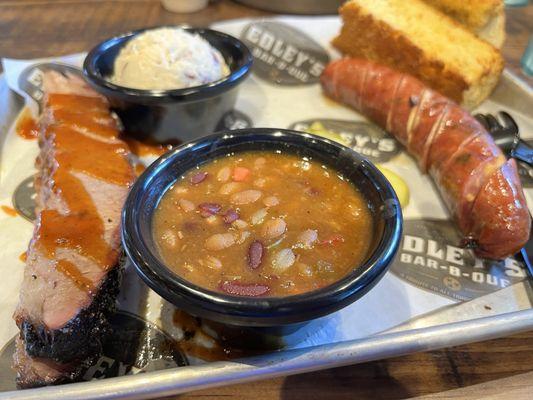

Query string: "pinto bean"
[[230, 190, 262, 205], [178, 199, 195, 212], [297, 229, 318, 248], [236, 230, 251, 244], [254, 157, 266, 169], [253, 178, 266, 188], [297, 263, 313, 277], [205, 233, 235, 251], [219, 281, 270, 297], [232, 219, 249, 230], [261, 218, 286, 239], [203, 255, 222, 270], [273, 248, 296, 271], [217, 166, 231, 182], [263, 196, 279, 207], [173, 186, 188, 194], [161, 230, 177, 248], [251, 208, 268, 225], [219, 182, 242, 195], [198, 202, 222, 217], [190, 171, 208, 184], [248, 240, 264, 269]]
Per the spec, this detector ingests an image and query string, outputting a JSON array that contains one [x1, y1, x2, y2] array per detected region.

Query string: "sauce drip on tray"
[[1, 205, 18, 217], [15, 109, 39, 140], [172, 309, 271, 361], [124, 138, 173, 157]]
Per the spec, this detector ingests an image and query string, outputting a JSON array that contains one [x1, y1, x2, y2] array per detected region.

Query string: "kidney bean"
[[178, 199, 195, 212], [223, 208, 239, 224], [205, 233, 235, 251], [198, 202, 222, 217], [182, 221, 198, 232], [248, 240, 264, 269], [230, 190, 262, 205], [261, 218, 286, 239], [273, 248, 296, 271], [217, 166, 231, 182], [190, 171, 208, 184], [219, 281, 270, 297]]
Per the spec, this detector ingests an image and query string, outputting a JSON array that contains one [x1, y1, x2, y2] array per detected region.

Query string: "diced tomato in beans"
[[232, 167, 251, 182], [319, 234, 345, 245], [153, 151, 373, 297]]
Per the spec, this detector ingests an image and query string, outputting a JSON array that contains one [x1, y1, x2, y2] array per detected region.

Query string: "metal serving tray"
[[0, 20, 532, 395], [0, 68, 532, 399]]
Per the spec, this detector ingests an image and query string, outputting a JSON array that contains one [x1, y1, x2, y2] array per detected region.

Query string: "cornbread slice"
[[422, 0, 505, 47], [332, 0, 504, 109]]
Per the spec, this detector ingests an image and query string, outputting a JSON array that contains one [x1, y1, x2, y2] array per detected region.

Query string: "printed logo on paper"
[[241, 21, 329, 85], [18, 63, 81, 110], [289, 119, 401, 163], [390, 219, 529, 301], [0, 311, 188, 390]]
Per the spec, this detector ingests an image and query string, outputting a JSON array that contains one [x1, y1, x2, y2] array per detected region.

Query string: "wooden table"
[[1, 1, 532, 399]]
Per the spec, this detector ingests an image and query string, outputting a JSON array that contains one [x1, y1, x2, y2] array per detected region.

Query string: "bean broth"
[[153, 151, 374, 297]]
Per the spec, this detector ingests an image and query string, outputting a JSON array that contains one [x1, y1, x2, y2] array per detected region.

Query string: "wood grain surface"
[[1, 1, 532, 399]]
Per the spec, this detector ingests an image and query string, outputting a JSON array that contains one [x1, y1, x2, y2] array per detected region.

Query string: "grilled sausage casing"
[[321, 58, 530, 260]]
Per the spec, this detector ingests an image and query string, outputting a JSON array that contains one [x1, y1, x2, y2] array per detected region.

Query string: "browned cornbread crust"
[[422, 0, 503, 30], [332, 0, 504, 109]]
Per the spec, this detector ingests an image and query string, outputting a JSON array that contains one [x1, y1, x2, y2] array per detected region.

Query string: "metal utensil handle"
[[512, 140, 533, 166]]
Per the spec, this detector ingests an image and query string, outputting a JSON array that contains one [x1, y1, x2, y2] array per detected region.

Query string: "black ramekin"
[[122, 129, 403, 327], [83, 26, 253, 143]]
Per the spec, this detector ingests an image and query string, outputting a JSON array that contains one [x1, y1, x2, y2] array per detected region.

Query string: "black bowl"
[[83, 26, 253, 143], [122, 129, 402, 327]]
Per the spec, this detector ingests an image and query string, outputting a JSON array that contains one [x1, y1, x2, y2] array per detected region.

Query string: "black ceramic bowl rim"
[[83, 25, 253, 103], [122, 129, 403, 326]]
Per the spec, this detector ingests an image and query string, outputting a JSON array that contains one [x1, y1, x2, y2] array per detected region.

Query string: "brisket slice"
[[13, 71, 136, 388]]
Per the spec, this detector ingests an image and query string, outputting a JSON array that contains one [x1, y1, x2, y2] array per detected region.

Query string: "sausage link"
[[321, 58, 530, 259]]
